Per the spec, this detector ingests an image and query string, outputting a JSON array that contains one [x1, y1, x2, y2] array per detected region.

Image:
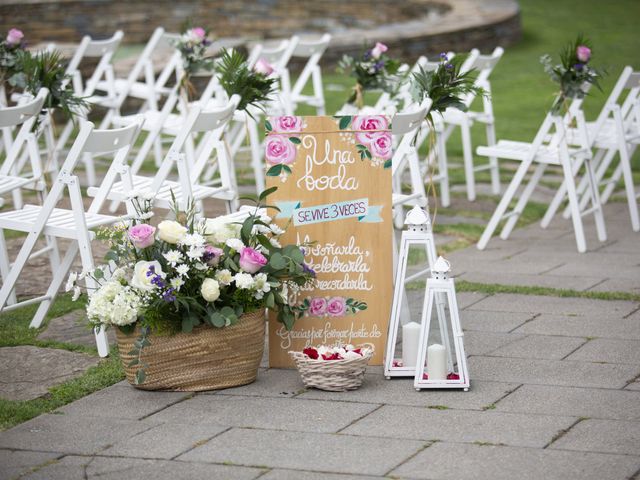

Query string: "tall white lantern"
[[384, 206, 440, 378], [414, 257, 470, 390]]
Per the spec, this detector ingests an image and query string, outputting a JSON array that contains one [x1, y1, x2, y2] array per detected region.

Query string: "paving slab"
[[0, 449, 60, 480], [146, 395, 379, 433], [513, 313, 640, 340], [178, 427, 425, 476], [101, 422, 229, 459], [550, 418, 640, 456], [58, 383, 191, 420], [456, 270, 604, 291], [468, 356, 640, 389], [37, 311, 115, 348], [460, 310, 534, 333], [0, 414, 156, 455], [260, 470, 382, 480], [204, 367, 307, 398], [300, 376, 519, 410], [487, 334, 587, 360], [20, 455, 264, 480], [0, 346, 99, 401], [391, 441, 640, 480], [495, 384, 640, 421], [565, 338, 640, 365], [455, 291, 489, 310], [463, 331, 526, 356], [588, 277, 640, 294], [342, 404, 576, 448], [468, 294, 639, 317]]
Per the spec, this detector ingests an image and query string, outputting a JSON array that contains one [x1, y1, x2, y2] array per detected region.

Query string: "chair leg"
[[501, 163, 546, 239], [0, 229, 17, 305], [436, 129, 450, 208], [561, 155, 587, 253], [615, 136, 640, 231], [542, 155, 584, 229], [485, 121, 501, 195], [584, 157, 607, 242], [460, 122, 476, 201], [568, 148, 615, 219], [477, 158, 532, 250], [0, 229, 45, 310]]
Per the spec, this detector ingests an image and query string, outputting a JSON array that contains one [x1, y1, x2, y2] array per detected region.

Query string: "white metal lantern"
[[414, 256, 469, 390], [384, 205, 440, 378]]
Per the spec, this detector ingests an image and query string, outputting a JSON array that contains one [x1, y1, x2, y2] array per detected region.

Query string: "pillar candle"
[[402, 322, 421, 367], [427, 343, 447, 380]]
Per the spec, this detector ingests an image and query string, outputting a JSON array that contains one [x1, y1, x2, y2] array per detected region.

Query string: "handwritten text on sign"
[[266, 115, 393, 367]]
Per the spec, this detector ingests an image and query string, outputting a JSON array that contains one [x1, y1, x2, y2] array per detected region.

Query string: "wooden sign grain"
[[266, 115, 393, 367]]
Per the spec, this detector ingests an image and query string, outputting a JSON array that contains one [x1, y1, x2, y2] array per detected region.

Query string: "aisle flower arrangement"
[[0, 28, 26, 87], [337, 42, 401, 109], [174, 26, 214, 99], [540, 34, 604, 114], [69, 190, 315, 385]]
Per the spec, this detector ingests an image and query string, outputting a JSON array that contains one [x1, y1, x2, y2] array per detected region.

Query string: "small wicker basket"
[[289, 345, 374, 392]]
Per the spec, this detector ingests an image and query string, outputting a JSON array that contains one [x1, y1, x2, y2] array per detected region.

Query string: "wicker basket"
[[116, 310, 265, 391], [289, 345, 374, 392]]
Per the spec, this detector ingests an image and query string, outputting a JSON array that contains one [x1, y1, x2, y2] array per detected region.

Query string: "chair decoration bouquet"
[[70, 189, 316, 391], [336, 42, 400, 110], [540, 34, 604, 115], [173, 26, 214, 99]]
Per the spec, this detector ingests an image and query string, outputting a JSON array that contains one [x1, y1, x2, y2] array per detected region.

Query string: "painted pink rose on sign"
[[352, 115, 389, 145], [273, 115, 303, 133], [265, 134, 297, 165], [370, 132, 393, 160], [308, 297, 328, 316], [327, 297, 347, 317]]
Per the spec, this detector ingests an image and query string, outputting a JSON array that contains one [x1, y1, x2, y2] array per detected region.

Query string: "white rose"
[[130, 260, 164, 291], [201, 278, 220, 302], [157, 220, 187, 244]]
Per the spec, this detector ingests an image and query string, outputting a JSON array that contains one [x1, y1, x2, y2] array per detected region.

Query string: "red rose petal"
[[303, 347, 319, 360], [447, 373, 460, 380]]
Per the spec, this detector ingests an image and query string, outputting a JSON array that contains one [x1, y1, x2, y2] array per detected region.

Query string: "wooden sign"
[[266, 115, 393, 367]]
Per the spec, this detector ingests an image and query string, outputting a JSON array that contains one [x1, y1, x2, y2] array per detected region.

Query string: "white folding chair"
[[54, 31, 125, 186], [93, 95, 241, 214], [476, 112, 606, 253], [0, 120, 143, 356], [440, 47, 504, 201], [545, 67, 640, 232], [391, 99, 434, 227], [289, 34, 331, 115]]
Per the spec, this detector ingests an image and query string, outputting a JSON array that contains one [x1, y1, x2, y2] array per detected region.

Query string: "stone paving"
[[0, 200, 639, 479]]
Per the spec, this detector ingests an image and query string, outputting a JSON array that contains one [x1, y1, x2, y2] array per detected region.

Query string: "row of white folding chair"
[[0, 120, 144, 356], [543, 66, 640, 232], [476, 102, 606, 253], [95, 95, 241, 215]]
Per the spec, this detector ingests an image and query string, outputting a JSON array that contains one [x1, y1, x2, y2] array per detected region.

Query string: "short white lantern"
[[384, 206, 439, 378], [414, 256, 470, 390]]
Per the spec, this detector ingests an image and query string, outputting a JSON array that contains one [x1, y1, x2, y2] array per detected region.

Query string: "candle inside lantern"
[[427, 343, 447, 380], [402, 322, 421, 367]]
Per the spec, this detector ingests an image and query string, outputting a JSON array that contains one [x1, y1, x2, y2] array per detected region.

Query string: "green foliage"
[[540, 34, 604, 113], [216, 48, 277, 115], [410, 54, 485, 119]]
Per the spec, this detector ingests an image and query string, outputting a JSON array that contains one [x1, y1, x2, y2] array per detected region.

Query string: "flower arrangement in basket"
[[289, 344, 374, 392], [173, 26, 214, 99], [69, 189, 316, 390], [540, 34, 604, 115], [337, 42, 401, 109]]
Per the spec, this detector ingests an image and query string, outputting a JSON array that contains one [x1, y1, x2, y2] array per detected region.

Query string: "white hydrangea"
[[111, 267, 127, 282], [234, 272, 255, 289], [253, 273, 271, 300], [204, 219, 241, 244], [87, 281, 145, 326], [163, 250, 184, 266], [226, 238, 245, 252], [215, 269, 233, 285]]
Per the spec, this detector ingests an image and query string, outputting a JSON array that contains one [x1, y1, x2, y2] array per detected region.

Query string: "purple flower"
[[374, 61, 384, 72], [203, 245, 223, 266], [445, 63, 454, 70], [574, 63, 584, 71], [439, 52, 448, 60], [146, 265, 156, 277], [162, 288, 176, 302]]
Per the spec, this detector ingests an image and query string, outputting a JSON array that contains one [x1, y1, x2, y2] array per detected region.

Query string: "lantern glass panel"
[[423, 289, 459, 381]]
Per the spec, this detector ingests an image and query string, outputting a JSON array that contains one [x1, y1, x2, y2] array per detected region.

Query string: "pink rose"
[[370, 132, 393, 160], [239, 247, 267, 273], [204, 245, 223, 266], [128, 224, 156, 249], [326, 297, 347, 317], [370, 42, 388, 59], [254, 58, 274, 76], [352, 115, 389, 146], [265, 134, 297, 165], [308, 297, 328, 316], [6, 28, 23, 46], [576, 45, 591, 63], [192, 27, 206, 40], [274, 115, 303, 133]]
